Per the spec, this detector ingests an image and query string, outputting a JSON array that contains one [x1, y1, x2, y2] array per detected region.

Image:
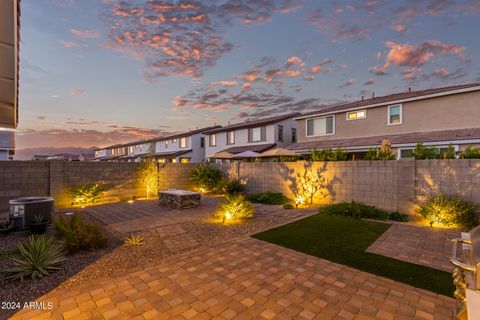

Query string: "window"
[[388, 104, 402, 125], [200, 137, 205, 148], [292, 128, 297, 143], [306, 115, 334, 136], [165, 141, 168, 149], [169, 158, 177, 163], [129, 146, 133, 154], [180, 158, 190, 163], [249, 127, 265, 142], [346, 110, 366, 120], [227, 131, 235, 145], [179, 137, 187, 148], [139, 144, 143, 151], [172, 139, 177, 143], [157, 158, 165, 163], [209, 134, 217, 146], [278, 125, 284, 142], [399, 148, 414, 159]]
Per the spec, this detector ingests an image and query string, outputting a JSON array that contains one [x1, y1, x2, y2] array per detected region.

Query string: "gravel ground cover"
[[0, 203, 315, 319]]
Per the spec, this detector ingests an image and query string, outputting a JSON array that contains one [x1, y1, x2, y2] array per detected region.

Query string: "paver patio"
[[11, 237, 455, 320], [367, 223, 461, 272]]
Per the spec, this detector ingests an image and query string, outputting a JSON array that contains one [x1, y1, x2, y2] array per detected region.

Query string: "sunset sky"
[[17, 0, 480, 150]]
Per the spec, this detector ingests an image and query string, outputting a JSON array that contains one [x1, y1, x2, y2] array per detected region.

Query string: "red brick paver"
[[367, 223, 461, 272], [11, 238, 455, 320]]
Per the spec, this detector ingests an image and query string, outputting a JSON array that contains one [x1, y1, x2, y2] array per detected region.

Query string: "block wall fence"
[[0, 160, 479, 216]]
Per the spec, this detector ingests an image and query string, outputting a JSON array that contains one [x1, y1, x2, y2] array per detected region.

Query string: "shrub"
[[416, 195, 478, 230], [283, 203, 294, 209], [389, 212, 409, 222], [311, 148, 348, 161], [319, 201, 401, 220], [247, 192, 290, 205], [412, 143, 440, 160], [279, 155, 301, 162], [461, 145, 480, 159], [54, 214, 108, 254], [189, 164, 222, 193], [364, 140, 396, 160], [215, 195, 255, 223], [70, 182, 105, 206], [5, 235, 66, 281], [216, 178, 244, 196], [138, 158, 159, 199]]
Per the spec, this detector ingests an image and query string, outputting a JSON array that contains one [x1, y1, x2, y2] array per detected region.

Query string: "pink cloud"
[[310, 65, 322, 74], [70, 28, 101, 39], [384, 40, 465, 67], [209, 81, 238, 87], [71, 89, 86, 96], [369, 65, 388, 76], [391, 23, 407, 33], [59, 40, 80, 48], [285, 56, 303, 67]]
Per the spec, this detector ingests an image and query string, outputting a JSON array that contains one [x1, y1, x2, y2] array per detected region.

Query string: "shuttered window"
[[248, 126, 266, 142]]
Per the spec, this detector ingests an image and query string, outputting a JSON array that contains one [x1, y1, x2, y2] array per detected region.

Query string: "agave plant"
[[124, 234, 144, 246], [6, 235, 66, 281]]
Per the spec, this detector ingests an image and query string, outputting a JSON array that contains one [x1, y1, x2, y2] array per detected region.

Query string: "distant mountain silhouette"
[[14, 147, 97, 160]]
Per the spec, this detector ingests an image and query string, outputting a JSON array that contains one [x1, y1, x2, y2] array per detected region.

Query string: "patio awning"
[[147, 149, 192, 158], [259, 147, 298, 157], [207, 151, 235, 159]]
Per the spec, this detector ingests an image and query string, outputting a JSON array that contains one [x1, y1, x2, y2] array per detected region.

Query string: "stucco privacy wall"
[[0, 161, 144, 211]]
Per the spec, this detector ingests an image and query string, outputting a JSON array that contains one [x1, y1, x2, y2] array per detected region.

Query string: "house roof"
[[204, 113, 301, 135], [148, 149, 192, 158], [218, 143, 277, 155], [287, 127, 480, 151], [296, 83, 480, 119], [148, 126, 221, 143]]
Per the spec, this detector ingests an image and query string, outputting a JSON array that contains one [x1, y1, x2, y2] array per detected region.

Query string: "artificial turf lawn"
[[253, 214, 454, 297]]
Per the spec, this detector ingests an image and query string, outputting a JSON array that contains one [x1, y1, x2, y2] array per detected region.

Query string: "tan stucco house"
[[288, 83, 480, 159], [0, 0, 20, 160]]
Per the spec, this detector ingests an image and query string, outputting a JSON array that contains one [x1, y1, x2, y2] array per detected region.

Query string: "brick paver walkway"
[[367, 223, 461, 272], [12, 237, 455, 320], [84, 197, 222, 233]]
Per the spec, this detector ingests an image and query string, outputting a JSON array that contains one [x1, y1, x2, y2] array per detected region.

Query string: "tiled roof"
[[148, 126, 221, 143], [204, 113, 301, 135], [220, 143, 276, 154], [287, 128, 480, 151], [298, 83, 480, 118]]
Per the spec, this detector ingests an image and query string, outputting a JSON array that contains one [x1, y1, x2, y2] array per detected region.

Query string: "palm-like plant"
[[5, 235, 66, 281], [215, 195, 255, 223], [124, 234, 144, 246]]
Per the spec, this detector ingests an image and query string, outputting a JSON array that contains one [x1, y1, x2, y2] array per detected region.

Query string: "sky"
[[17, 0, 480, 150]]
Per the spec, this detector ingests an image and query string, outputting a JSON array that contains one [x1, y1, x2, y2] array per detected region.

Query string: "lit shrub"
[[189, 164, 222, 193], [215, 195, 255, 223], [54, 214, 108, 254], [5, 235, 66, 281], [364, 140, 396, 160], [416, 195, 478, 230], [70, 182, 105, 206], [124, 234, 144, 246], [216, 178, 244, 196], [247, 192, 290, 205]]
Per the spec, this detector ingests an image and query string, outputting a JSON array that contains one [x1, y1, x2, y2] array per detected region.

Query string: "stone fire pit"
[[158, 189, 201, 209]]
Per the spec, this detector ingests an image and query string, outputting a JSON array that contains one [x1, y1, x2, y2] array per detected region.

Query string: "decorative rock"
[[158, 190, 201, 209]]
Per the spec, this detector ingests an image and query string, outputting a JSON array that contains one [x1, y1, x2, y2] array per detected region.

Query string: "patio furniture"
[[158, 189, 201, 209]]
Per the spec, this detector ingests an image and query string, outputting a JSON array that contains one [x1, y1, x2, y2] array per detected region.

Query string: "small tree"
[[364, 140, 396, 160], [461, 145, 480, 159], [291, 165, 327, 206], [189, 164, 222, 192], [412, 143, 440, 159], [138, 158, 159, 199]]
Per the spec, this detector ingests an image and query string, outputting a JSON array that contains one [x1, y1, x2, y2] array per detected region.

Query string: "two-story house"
[[288, 83, 480, 159], [204, 113, 300, 160], [151, 126, 220, 163], [117, 140, 154, 162], [94, 144, 127, 161]]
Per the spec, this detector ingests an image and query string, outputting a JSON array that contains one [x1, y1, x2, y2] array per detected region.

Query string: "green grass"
[[253, 214, 454, 297]]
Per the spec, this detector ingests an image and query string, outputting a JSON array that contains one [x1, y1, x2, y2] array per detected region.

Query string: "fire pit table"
[[158, 189, 201, 209]]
